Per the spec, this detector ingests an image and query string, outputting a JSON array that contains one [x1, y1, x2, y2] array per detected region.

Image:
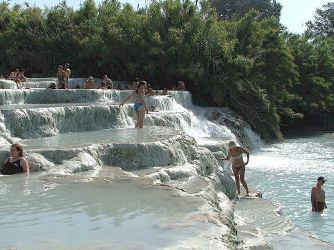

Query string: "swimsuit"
[[1, 158, 24, 175], [57, 74, 65, 84], [230, 154, 243, 161], [134, 102, 144, 112], [134, 91, 144, 112], [230, 150, 245, 172], [311, 187, 327, 212]]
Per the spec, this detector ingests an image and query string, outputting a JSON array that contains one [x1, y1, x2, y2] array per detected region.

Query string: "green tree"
[[306, 2, 334, 37], [210, 0, 282, 20]]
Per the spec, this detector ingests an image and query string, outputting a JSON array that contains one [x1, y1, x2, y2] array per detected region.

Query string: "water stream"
[[0, 79, 332, 249]]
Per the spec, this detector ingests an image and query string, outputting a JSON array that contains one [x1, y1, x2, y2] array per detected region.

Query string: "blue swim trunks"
[[134, 102, 144, 112]]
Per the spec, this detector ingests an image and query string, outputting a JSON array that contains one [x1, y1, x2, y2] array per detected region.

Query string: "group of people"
[[84, 75, 113, 89], [1, 69, 27, 88], [1, 139, 326, 214]]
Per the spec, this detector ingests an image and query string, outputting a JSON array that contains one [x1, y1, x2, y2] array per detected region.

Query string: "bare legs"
[[233, 166, 249, 195], [135, 108, 146, 128]]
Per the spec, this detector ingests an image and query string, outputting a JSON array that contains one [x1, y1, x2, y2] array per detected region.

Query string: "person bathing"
[[222, 141, 250, 196], [1, 144, 30, 175], [120, 80, 148, 128]]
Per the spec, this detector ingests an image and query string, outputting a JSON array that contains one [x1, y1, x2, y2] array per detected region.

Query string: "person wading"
[[119, 81, 148, 128], [222, 141, 250, 196]]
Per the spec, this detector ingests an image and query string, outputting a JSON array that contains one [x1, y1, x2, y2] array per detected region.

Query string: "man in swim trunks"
[[311, 176, 327, 212], [57, 65, 69, 89], [222, 141, 250, 196]]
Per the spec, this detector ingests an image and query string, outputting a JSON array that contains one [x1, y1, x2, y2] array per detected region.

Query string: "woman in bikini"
[[1, 144, 30, 175], [223, 141, 250, 196], [119, 81, 148, 128]]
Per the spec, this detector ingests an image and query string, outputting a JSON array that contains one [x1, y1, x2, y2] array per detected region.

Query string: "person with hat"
[[222, 141, 250, 196], [311, 177, 327, 212]]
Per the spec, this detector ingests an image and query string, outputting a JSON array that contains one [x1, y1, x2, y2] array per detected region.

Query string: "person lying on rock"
[[1, 144, 30, 175]]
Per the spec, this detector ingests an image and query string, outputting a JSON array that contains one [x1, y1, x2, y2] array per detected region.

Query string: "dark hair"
[[58, 82, 65, 89], [136, 81, 146, 93], [65, 63, 70, 67], [318, 176, 326, 183], [11, 143, 23, 157]]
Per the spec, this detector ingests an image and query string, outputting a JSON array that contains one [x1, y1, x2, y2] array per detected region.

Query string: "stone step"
[[1, 103, 189, 139], [0, 127, 198, 171], [0, 89, 130, 105]]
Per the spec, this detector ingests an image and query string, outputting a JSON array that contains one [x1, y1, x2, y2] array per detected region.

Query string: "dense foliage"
[[306, 2, 334, 37], [0, 0, 333, 141]]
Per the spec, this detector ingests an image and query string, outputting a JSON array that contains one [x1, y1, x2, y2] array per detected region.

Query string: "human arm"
[[141, 90, 149, 114], [221, 150, 231, 160], [120, 91, 135, 106], [311, 187, 316, 211], [20, 158, 30, 173], [241, 147, 250, 165], [63, 71, 69, 81]]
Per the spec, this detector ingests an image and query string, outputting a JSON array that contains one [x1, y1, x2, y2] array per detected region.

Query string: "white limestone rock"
[[26, 153, 55, 171], [0, 80, 17, 89]]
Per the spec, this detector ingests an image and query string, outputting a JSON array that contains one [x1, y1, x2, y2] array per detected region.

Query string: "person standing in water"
[[311, 176, 327, 212], [222, 141, 250, 196], [1, 144, 30, 175], [119, 80, 148, 128]]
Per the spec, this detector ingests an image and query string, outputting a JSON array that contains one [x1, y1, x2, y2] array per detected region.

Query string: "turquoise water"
[[247, 133, 334, 243]]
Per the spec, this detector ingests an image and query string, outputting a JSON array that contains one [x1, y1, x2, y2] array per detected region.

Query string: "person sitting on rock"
[[15, 69, 27, 89], [151, 105, 159, 112], [8, 69, 19, 81], [100, 81, 107, 89], [0, 144, 30, 175], [84, 76, 95, 89], [102, 75, 113, 89], [146, 84, 155, 96], [17, 69, 27, 82], [48, 82, 57, 89], [176, 81, 185, 91]]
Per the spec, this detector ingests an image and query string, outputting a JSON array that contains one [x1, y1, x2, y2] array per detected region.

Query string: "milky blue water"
[[247, 132, 334, 243], [0, 174, 213, 249]]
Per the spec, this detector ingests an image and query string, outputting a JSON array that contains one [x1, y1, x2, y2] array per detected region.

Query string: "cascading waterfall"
[[0, 79, 267, 249]]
